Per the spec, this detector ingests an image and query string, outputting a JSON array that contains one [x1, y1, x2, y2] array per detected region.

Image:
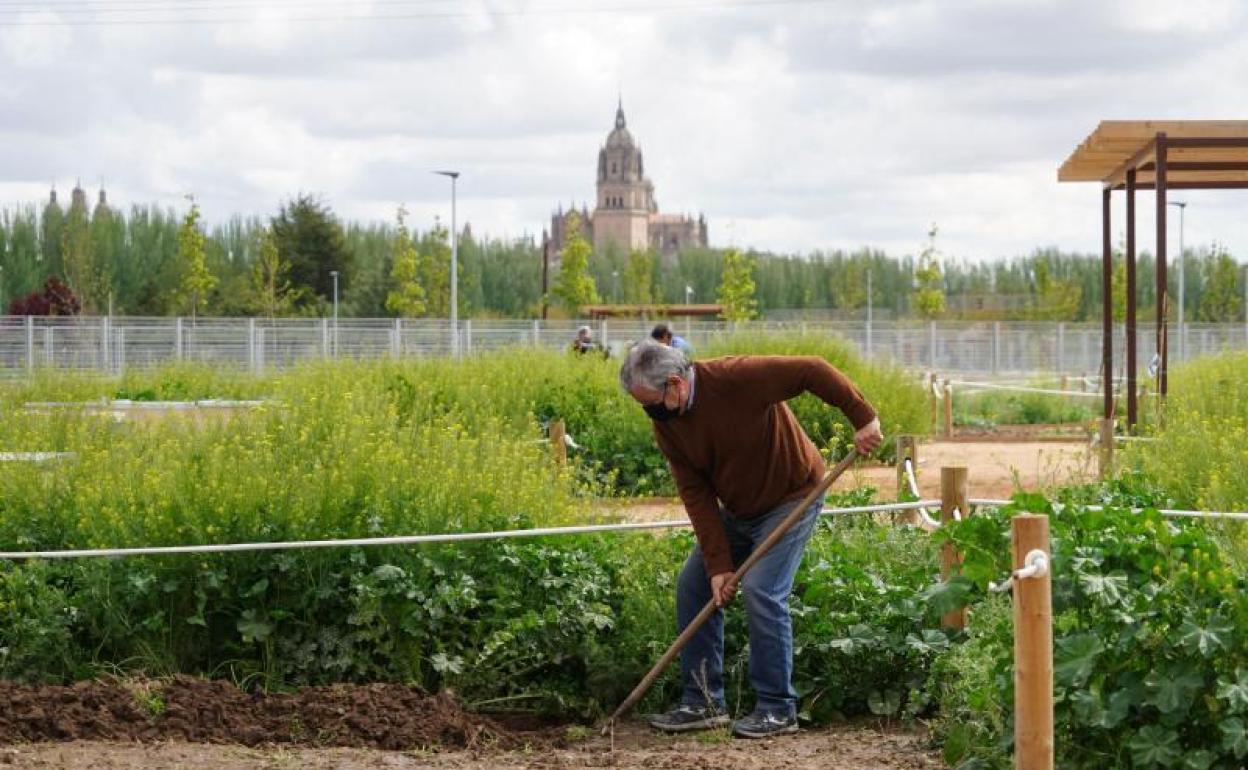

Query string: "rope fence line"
[[946, 380, 1103, 399], [969, 498, 1248, 521], [1, 483, 1243, 562], [0, 498, 944, 561], [23, 400, 273, 410], [0, 452, 76, 462]]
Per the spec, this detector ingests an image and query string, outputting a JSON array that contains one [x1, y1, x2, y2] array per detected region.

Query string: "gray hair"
[[619, 339, 691, 392]]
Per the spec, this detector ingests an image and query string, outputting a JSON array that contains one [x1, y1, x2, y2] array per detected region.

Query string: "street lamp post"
[[435, 170, 460, 357], [1168, 200, 1187, 362], [684, 285, 693, 339], [330, 270, 339, 357], [866, 266, 873, 358]]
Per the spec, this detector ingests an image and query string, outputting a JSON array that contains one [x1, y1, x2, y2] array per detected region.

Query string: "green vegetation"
[[1128, 350, 1248, 514], [912, 225, 946, 319], [0, 336, 925, 713], [2, 341, 1247, 770], [552, 213, 598, 312], [4, 192, 1243, 320], [931, 492, 1248, 769], [953, 387, 1098, 428], [715, 248, 759, 321]]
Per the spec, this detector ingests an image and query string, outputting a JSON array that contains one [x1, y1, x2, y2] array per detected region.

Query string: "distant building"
[[548, 102, 707, 264]]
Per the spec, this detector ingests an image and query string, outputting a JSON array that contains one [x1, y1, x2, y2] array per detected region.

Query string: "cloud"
[[1, 0, 1247, 261]]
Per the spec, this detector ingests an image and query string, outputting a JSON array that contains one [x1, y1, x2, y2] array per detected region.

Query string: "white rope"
[[946, 380, 1101, 399], [989, 549, 1049, 593], [0, 452, 75, 462], [0, 498, 944, 561], [23, 400, 271, 410], [969, 498, 1248, 522], [902, 458, 942, 531]]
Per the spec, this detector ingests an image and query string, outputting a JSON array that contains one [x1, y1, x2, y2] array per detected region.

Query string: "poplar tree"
[[623, 248, 655, 305], [177, 198, 217, 319], [250, 227, 299, 318], [912, 225, 946, 319], [385, 205, 426, 317], [717, 248, 759, 321], [419, 221, 452, 317], [1196, 244, 1244, 322], [552, 213, 599, 312]]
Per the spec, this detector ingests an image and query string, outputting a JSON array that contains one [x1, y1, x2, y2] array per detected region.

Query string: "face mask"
[[643, 382, 681, 422]]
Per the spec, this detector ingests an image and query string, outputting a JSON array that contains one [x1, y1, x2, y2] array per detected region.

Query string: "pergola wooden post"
[[1060, 121, 1248, 431]]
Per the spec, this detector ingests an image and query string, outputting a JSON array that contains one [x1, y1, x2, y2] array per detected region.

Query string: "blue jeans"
[[676, 494, 823, 718]]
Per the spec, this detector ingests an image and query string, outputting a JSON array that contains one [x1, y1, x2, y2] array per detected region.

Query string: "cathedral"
[[548, 102, 707, 263]]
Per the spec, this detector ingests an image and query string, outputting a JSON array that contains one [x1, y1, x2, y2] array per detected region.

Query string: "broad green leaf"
[[905, 629, 951, 655], [1127, 725, 1182, 768], [1179, 615, 1233, 658], [1055, 633, 1103, 688], [826, 624, 879, 655], [1103, 687, 1133, 729], [236, 609, 273, 644], [430, 652, 464, 675], [1218, 669, 1248, 714], [1069, 689, 1104, 727], [920, 575, 974, 617], [1145, 666, 1204, 715], [1078, 571, 1129, 607], [867, 688, 901, 716], [1182, 749, 1216, 770], [1222, 717, 1248, 759]]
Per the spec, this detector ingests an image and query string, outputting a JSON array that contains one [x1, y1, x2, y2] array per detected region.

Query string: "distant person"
[[571, 325, 605, 356], [650, 322, 693, 357]]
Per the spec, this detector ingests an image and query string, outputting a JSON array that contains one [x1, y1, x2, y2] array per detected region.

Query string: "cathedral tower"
[[591, 101, 654, 255]]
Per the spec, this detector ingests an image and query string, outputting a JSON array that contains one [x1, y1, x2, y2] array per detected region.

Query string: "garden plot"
[[0, 717, 938, 770]]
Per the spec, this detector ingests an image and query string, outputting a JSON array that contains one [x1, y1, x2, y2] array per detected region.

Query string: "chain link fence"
[[1, 315, 1245, 377]]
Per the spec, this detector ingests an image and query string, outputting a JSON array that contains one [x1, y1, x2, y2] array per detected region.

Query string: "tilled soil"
[[0, 676, 560, 751], [0, 721, 940, 769]]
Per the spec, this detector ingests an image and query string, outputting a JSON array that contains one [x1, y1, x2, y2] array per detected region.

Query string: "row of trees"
[[1, 191, 1244, 321]]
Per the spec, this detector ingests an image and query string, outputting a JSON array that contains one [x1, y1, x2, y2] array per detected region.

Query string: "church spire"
[[615, 97, 626, 130]]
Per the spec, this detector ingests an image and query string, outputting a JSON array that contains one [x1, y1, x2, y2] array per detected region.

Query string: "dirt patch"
[[0, 677, 559, 752], [0, 720, 939, 769]]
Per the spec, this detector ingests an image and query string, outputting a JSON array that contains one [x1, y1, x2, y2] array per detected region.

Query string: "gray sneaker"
[[647, 704, 731, 733], [731, 710, 798, 739]]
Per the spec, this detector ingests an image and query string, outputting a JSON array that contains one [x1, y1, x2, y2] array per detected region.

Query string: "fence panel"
[[0, 316, 1244, 377]]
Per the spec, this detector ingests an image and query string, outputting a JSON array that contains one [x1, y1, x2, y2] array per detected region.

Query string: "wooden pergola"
[[1059, 120, 1248, 430], [580, 303, 724, 320]]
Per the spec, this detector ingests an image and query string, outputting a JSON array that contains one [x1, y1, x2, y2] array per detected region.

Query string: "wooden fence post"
[[929, 373, 939, 432], [940, 466, 969, 630], [550, 420, 567, 468], [1097, 417, 1115, 481], [1013, 514, 1054, 770], [943, 379, 954, 438]]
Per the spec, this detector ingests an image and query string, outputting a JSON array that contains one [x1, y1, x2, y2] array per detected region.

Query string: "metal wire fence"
[[1, 315, 1245, 377]]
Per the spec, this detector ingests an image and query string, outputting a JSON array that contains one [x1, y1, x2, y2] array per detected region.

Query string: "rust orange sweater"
[[652, 355, 877, 576]]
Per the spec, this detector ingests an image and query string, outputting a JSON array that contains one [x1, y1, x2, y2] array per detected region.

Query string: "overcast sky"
[[2, 0, 1246, 262]]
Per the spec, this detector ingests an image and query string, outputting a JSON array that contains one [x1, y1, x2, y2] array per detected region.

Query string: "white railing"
[[0, 316, 1245, 376]]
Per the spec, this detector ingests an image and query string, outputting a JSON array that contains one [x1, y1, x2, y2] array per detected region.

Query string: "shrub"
[[930, 493, 1248, 769]]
